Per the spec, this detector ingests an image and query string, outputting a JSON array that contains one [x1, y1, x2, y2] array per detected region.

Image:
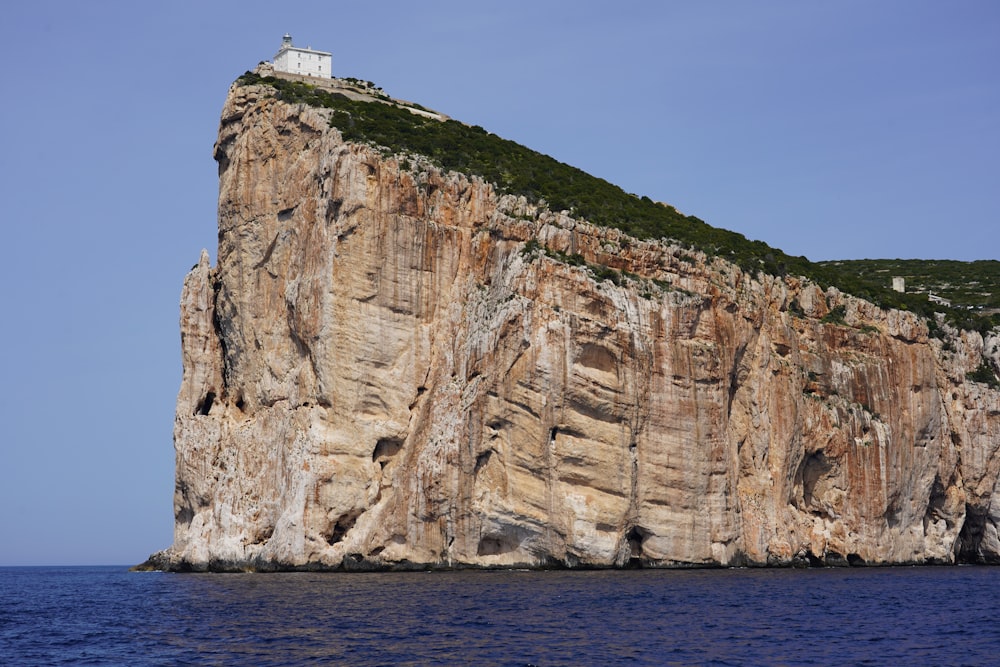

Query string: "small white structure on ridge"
[[928, 293, 951, 307], [892, 277, 905, 293], [273, 33, 331, 78]]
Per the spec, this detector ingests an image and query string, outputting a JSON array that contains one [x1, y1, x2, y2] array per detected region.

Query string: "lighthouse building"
[[273, 34, 331, 78]]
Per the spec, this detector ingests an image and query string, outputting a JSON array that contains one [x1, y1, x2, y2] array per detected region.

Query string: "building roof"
[[275, 35, 331, 57]]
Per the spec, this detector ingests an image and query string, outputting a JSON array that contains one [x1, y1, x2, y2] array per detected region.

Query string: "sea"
[[2, 565, 998, 666]]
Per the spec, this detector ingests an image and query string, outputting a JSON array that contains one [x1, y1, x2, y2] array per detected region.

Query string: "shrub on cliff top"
[[967, 361, 1000, 389]]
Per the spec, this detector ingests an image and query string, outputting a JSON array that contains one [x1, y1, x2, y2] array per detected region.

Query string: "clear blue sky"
[[1, 1, 997, 566]]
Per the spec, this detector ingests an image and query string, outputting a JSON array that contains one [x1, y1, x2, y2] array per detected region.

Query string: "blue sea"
[[2, 565, 998, 666]]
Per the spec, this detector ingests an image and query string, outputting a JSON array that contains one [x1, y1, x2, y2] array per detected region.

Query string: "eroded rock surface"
[[147, 81, 1000, 571]]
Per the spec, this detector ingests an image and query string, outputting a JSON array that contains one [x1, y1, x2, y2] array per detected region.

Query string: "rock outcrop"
[[145, 79, 1000, 571]]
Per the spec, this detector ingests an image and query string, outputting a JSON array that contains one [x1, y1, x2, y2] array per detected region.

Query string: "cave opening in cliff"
[[474, 449, 493, 474], [195, 392, 216, 416], [327, 511, 360, 545], [955, 504, 1000, 564], [476, 525, 528, 557], [626, 526, 648, 567], [372, 437, 403, 467]]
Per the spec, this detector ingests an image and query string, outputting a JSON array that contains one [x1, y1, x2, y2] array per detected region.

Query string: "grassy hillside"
[[237, 72, 999, 334], [816, 259, 1000, 310]]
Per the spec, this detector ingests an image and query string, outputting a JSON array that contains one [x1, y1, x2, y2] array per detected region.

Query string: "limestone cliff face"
[[157, 81, 1000, 571]]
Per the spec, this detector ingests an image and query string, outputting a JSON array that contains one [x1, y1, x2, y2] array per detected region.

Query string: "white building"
[[273, 34, 331, 78]]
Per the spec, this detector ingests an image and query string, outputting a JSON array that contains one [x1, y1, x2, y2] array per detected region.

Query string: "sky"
[[1, 0, 997, 566]]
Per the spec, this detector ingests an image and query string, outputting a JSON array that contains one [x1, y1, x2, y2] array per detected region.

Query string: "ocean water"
[[2, 565, 998, 666]]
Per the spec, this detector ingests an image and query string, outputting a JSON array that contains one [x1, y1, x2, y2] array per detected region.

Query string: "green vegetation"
[[815, 259, 1000, 334], [967, 360, 1000, 389], [237, 71, 1000, 334], [342, 77, 382, 92], [820, 305, 848, 326], [815, 259, 1000, 311], [520, 238, 542, 257]]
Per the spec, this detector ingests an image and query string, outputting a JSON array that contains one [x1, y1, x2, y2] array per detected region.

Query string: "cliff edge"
[[142, 77, 1000, 571]]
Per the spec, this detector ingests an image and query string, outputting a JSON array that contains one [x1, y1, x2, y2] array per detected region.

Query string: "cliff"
[[145, 77, 1000, 571]]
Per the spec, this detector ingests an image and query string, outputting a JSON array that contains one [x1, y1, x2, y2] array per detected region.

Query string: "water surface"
[[2, 565, 997, 665]]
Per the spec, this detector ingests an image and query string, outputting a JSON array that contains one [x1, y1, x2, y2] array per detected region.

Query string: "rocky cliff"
[[146, 78, 1000, 571]]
